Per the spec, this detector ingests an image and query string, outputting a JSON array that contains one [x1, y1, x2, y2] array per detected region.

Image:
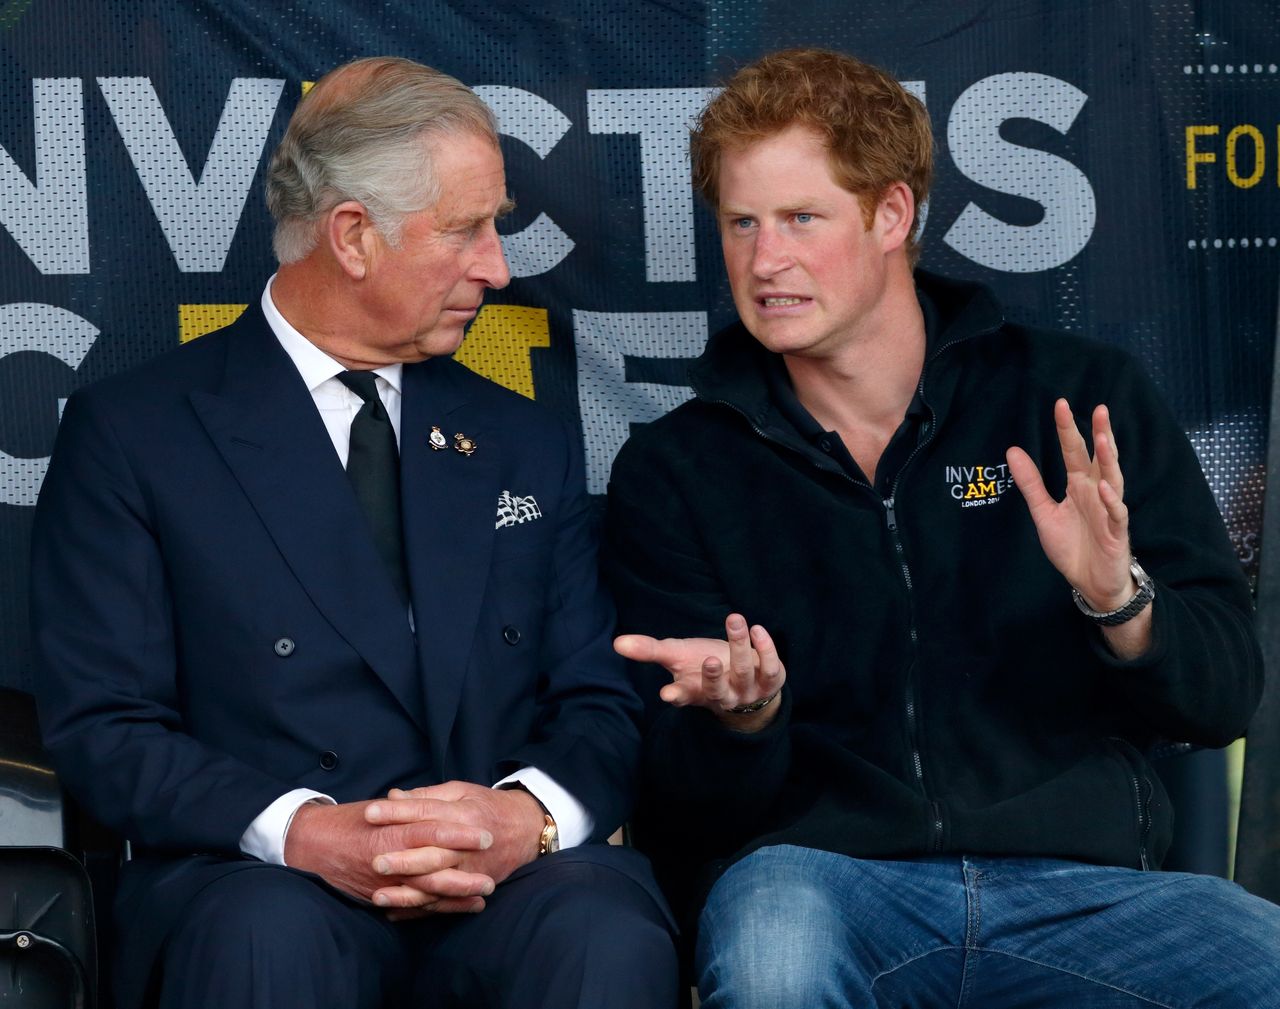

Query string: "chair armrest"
[[0, 688, 69, 848]]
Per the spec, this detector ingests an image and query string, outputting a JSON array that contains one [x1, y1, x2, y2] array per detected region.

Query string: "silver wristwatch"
[[1072, 557, 1156, 626]]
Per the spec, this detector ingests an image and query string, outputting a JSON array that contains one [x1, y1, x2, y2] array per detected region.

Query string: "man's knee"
[[415, 853, 679, 1009], [1154, 873, 1280, 1003], [159, 868, 397, 1007], [170, 869, 339, 952], [516, 857, 675, 968], [695, 850, 859, 1008]]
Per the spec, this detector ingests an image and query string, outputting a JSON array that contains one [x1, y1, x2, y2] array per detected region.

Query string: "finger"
[[385, 897, 485, 920], [750, 624, 785, 692], [371, 884, 440, 909], [386, 785, 456, 799], [397, 818, 494, 852], [658, 678, 691, 706], [404, 868, 496, 899], [1006, 446, 1055, 514], [724, 613, 754, 698], [1054, 399, 1092, 475], [370, 875, 492, 909], [613, 633, 661, 663], [406, 780, 474, 802], [1093, 404, 1116, 460], [1098, 478, 1129, 535], [373, 845, 461, 877], [1092, 405, 1124, 499], [366, 796, 456, 824], [701, 655, 727, 705]]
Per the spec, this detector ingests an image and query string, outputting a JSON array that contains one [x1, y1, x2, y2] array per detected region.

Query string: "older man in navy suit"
[[30, 56, 676, 1009]]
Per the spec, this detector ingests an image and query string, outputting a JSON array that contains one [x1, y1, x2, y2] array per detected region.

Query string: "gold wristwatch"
[[538, 813, 560, 856], [503, 781, 559, 856]]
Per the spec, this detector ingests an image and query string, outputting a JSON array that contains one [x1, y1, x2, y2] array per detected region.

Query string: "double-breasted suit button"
[[319, 751, 339, 771], [502, 625, 521, 645], [273, 637, 295, 657]]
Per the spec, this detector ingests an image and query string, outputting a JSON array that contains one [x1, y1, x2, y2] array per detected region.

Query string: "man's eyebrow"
[[497, 196, 516, 218], [720, 199, 827, 217]]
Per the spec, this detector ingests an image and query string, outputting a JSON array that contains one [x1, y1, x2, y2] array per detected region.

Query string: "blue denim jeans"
[[696, 845, 1280, 1008]]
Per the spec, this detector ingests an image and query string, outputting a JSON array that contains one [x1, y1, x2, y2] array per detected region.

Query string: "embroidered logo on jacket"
[[945, 463, 1013, 508], [496, 490, 542, 529]]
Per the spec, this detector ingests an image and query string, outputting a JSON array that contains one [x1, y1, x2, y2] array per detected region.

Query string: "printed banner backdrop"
[[2, 0, 1277, 709]]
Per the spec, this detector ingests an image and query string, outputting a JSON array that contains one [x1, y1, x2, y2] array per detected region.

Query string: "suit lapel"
[[400, 358, 500, 774], [188, 309, 427, 734]]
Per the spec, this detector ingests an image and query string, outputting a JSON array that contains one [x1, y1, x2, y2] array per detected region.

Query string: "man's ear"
[[326, 200, 377, 280], [875, 182, 916, 253]]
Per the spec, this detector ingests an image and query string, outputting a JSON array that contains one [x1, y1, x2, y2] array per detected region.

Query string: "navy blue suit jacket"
[[30, 305, 649, 996]]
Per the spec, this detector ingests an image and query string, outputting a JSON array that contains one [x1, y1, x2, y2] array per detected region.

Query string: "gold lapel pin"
[[453, 432, 477, 457], [428, 426, 448, 451]]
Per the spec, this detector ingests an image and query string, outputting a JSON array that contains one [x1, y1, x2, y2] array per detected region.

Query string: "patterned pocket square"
[[496, 490, 542, 529]]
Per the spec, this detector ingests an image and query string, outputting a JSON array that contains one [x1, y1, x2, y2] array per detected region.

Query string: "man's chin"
[[412, 327, 469, 360], [745, 323, 819, 357]]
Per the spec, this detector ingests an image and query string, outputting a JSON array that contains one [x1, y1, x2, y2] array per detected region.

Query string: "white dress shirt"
[[237, 278, 592, 865]]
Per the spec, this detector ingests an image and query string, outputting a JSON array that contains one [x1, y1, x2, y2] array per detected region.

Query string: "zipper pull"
[[884, 497, 897, 531]]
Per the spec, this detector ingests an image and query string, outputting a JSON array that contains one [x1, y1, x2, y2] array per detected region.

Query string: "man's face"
[[717, 124, 894, 361], [359, 130, 511, 363]]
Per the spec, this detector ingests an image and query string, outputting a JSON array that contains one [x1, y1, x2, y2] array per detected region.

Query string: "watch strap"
[[1072, 558, 1156, 626]]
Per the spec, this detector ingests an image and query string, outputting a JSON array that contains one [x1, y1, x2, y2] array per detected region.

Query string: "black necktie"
[[337, 371, 410, 605]]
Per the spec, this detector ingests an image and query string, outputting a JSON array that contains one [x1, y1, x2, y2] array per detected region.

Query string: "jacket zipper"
[[1127, 757, 1153, 871], [883, 417, 947, 849], [699, 315, 1000, 856], [1135, 774, 1152, 870], [1110, 738, 1153, 870], [702, 389, 947, 847]]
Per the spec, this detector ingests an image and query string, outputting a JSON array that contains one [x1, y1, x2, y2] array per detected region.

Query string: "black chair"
[[0, 687, 97, 1009]]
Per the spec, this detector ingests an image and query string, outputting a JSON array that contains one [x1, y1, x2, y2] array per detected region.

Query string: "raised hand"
[[1007, 399, 1152, 657], [613, 613, 785, 731], [1006, 399, 1134, 609]]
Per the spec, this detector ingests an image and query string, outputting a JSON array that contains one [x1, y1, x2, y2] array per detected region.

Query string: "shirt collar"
[[261, 275, 403, 395]]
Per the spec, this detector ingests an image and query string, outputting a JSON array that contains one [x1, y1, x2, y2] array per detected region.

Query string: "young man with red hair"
[[606, 48, 1280, 1008]]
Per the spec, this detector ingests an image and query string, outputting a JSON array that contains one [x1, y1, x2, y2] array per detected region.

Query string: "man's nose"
[[475, 223, 511, 290], [750, 227, 790, 278]]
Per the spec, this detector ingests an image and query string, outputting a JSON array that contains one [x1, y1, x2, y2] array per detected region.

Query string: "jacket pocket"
[[1107, 737, 1168, 870]]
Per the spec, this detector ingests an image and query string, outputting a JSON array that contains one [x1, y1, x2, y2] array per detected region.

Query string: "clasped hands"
[[284, 779, 544, 918]]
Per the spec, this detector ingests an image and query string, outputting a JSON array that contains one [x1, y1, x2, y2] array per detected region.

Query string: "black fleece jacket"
[[602, 270, 1262, 926]]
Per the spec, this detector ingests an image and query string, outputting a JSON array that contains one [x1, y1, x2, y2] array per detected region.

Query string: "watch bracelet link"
[[727, 689, 781, 715], [1072, 557, 1156, 627]]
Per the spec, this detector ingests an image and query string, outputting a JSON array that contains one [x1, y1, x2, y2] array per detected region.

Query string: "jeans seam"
[[696, 904, 722, 1005], [870, 945, 966, 989], [967, 947, 1184, 1009], [957, 860, 980, 1009]]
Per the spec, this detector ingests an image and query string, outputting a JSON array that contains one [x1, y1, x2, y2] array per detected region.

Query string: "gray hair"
[[266, 56, 498, 264]]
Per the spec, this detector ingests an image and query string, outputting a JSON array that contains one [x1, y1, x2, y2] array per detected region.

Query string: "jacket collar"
[[687, 270, 1005, 440], [187, 307, 430, 736]]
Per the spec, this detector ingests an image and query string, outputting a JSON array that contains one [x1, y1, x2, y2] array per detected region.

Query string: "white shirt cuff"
[[239, 788, 334, 865], [494, 767, 593, 849]]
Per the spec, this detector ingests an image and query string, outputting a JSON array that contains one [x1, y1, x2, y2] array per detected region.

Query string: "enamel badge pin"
[[453, 433, 477, 457], [428, 426, 448, 451]]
